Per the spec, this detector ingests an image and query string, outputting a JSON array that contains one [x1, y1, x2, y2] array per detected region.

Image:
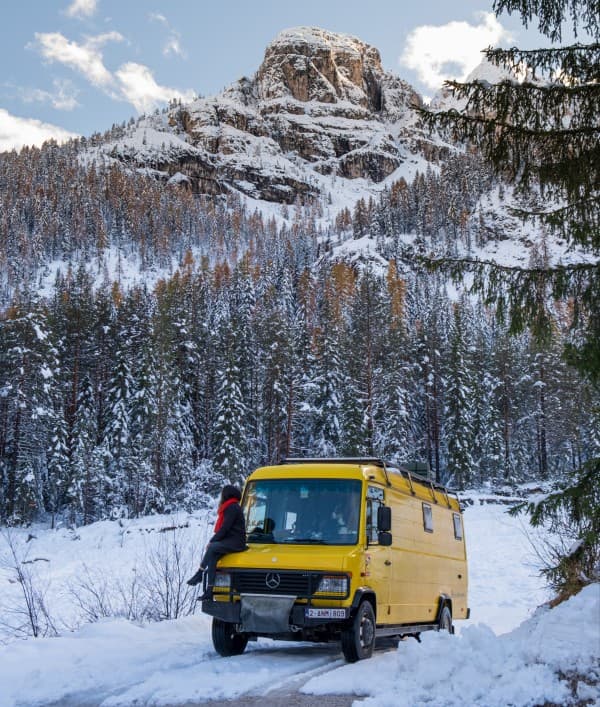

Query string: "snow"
[[167, 171, 191, 186], [323, 234, 390, 275], [273, 27, 367, 55], [37, 246, 188, 301], [320, 182, 599, 277], [0, 498, 598, 706], [32, 323, 48, 341], [429, 56, 534, 113], [303, 586, 600, 706]]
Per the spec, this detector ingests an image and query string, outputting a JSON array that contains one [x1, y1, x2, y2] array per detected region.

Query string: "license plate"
[[305, 608, 346, 619]]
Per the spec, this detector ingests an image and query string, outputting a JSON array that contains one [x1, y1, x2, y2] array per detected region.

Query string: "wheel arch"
[[350, 587, 377, 620], [436, 593, 453, 623]]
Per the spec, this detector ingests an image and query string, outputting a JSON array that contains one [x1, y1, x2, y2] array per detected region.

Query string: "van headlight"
[[214, 572, 231, 588], [316, 575, 348, 594]]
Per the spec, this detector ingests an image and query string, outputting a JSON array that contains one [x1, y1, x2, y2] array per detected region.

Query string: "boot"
[[198, 586, 213, 601], [186, 568, 205, 586]]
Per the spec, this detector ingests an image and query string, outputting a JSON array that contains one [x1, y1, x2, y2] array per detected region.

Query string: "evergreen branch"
[[423, 108, 600, 140], [493, 0, 600, 41], [484, 43, 600, 82], [420, 256, 600, 352], [508, 458, 600, 593], [509, 193, 600, 220], [421, 109, 600, 207], [423, 257, 597, 275], [509, 459, 600, 534], [508, 194, 600, 249], [445, 79, 599, 128]]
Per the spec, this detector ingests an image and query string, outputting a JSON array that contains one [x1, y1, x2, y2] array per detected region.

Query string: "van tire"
[[438, 605, 453, 634], [341, 600, 376, 662], [212, 618, 248, 656]]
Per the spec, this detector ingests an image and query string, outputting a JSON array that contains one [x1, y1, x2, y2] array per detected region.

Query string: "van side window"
[[366, 498, 383, 544], [453, 513, 463, 540], [422, 503, 433, 533]]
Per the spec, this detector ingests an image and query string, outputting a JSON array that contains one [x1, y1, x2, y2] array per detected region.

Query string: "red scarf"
[[214, 497, 239, 532]]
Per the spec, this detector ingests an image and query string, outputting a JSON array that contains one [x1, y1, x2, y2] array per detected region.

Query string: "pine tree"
[[102, 349, 134, 516], [373, 263, 416, 462], [129, 339, 158, 515], [0, 302, 60, 522], [68, 375, 102, 524], [413, 280, 449, 482], [212, 363, 248, 483], [423, 0, 599, 596], [311, 282, 346, 456], [45, 406, 69, 522], [445, 301, 476, 489]]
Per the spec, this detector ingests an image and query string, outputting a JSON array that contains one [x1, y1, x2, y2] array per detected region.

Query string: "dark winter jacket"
[[210, 501, 246, 550]]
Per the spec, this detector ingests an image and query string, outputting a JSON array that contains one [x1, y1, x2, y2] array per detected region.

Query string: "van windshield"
[[243, 479, 362, 545]]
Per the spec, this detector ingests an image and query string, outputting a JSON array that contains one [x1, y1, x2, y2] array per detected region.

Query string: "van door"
[[365, 486, 391, 621]]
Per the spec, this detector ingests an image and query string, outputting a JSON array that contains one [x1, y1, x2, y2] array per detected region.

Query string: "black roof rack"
[[280, 457, 386, 467]]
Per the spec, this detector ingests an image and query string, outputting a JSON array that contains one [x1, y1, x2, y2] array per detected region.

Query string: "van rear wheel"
[[438, 605, 453, 634], [341, 600, 376, 662], [212, 618, 248, 657]]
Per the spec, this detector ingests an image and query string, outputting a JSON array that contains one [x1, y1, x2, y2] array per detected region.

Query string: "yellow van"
[[201, 457, 469, 661]]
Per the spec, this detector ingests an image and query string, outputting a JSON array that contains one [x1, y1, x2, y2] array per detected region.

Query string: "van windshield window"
[[243, 479, 362, 545]]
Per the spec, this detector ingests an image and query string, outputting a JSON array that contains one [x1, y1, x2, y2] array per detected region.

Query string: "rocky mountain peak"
[[256, 27, 384, 110], [94, 27, 430, 203]]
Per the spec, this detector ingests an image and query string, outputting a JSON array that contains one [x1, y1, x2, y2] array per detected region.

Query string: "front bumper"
[[202, 596, 349, 629]]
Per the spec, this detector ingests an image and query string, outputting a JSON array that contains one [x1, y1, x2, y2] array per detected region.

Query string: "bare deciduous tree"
[[0, 529, 57, 640]]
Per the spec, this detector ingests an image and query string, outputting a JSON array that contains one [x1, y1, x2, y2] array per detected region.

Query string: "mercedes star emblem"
[[265, 572, 281, 589]]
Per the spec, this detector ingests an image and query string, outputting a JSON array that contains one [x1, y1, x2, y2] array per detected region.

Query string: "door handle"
[[384, 560, 392, 566]]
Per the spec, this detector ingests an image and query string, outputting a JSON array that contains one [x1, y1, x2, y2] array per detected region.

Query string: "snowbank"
[[0, 616, 212, 706], [303, 583, 600, 707]]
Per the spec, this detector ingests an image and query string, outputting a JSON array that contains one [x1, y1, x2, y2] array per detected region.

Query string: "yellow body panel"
[[217, 462, 468, 626]]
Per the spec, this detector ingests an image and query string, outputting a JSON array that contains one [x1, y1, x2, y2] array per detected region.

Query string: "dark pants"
[[200, 540, 244, 588]]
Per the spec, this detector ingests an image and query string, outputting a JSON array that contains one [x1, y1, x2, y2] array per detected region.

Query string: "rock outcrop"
[[96, 27, 428, 203]]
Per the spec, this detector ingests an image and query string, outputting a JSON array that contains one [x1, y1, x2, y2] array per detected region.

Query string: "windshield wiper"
[[285, 537, 330, 544], [247, 533, 276, 543]]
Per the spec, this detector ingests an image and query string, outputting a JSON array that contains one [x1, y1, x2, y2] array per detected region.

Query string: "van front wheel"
[[212, 618, 248, 657], [341, 600, 376, 662]]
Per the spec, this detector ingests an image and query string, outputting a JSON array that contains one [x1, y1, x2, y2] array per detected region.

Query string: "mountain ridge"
[[86, 26, 434, 204]]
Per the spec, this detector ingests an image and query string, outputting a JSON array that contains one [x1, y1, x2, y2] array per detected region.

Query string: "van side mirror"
[[378, 531, 392, 546], [378, 505, 391, 532]]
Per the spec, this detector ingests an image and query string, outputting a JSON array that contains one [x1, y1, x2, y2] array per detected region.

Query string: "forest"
[[0, 137, 598, 525]]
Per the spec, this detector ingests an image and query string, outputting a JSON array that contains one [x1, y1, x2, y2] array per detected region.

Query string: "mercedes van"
[[201, 458, 469, 662]]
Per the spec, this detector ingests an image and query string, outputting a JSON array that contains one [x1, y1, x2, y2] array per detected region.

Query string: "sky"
[[0, 0, 555, 152]]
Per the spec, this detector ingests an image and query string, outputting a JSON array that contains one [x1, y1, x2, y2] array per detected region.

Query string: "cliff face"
[[256, 28, 389, 108], [94, 27, 429, 203]]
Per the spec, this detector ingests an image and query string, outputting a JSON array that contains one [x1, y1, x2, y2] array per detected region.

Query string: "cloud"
[[115, 62, 195, 113], [65, 0, 98, 18], [400, 12, 513, 91], [148, 12, 167, 24], [20, 79, 80, 111], [32, 30, 193, 113], [33, 31, 123, 87], [0, 109, 78, 152], [149, 12, 186, 59], [162, 35, 185, 59]]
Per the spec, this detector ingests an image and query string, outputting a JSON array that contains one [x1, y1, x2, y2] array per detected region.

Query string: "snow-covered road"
[[1, 495, 598, 706]]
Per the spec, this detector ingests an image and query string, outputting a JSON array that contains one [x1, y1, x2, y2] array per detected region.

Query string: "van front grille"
[[229, 570, 348, 598]]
